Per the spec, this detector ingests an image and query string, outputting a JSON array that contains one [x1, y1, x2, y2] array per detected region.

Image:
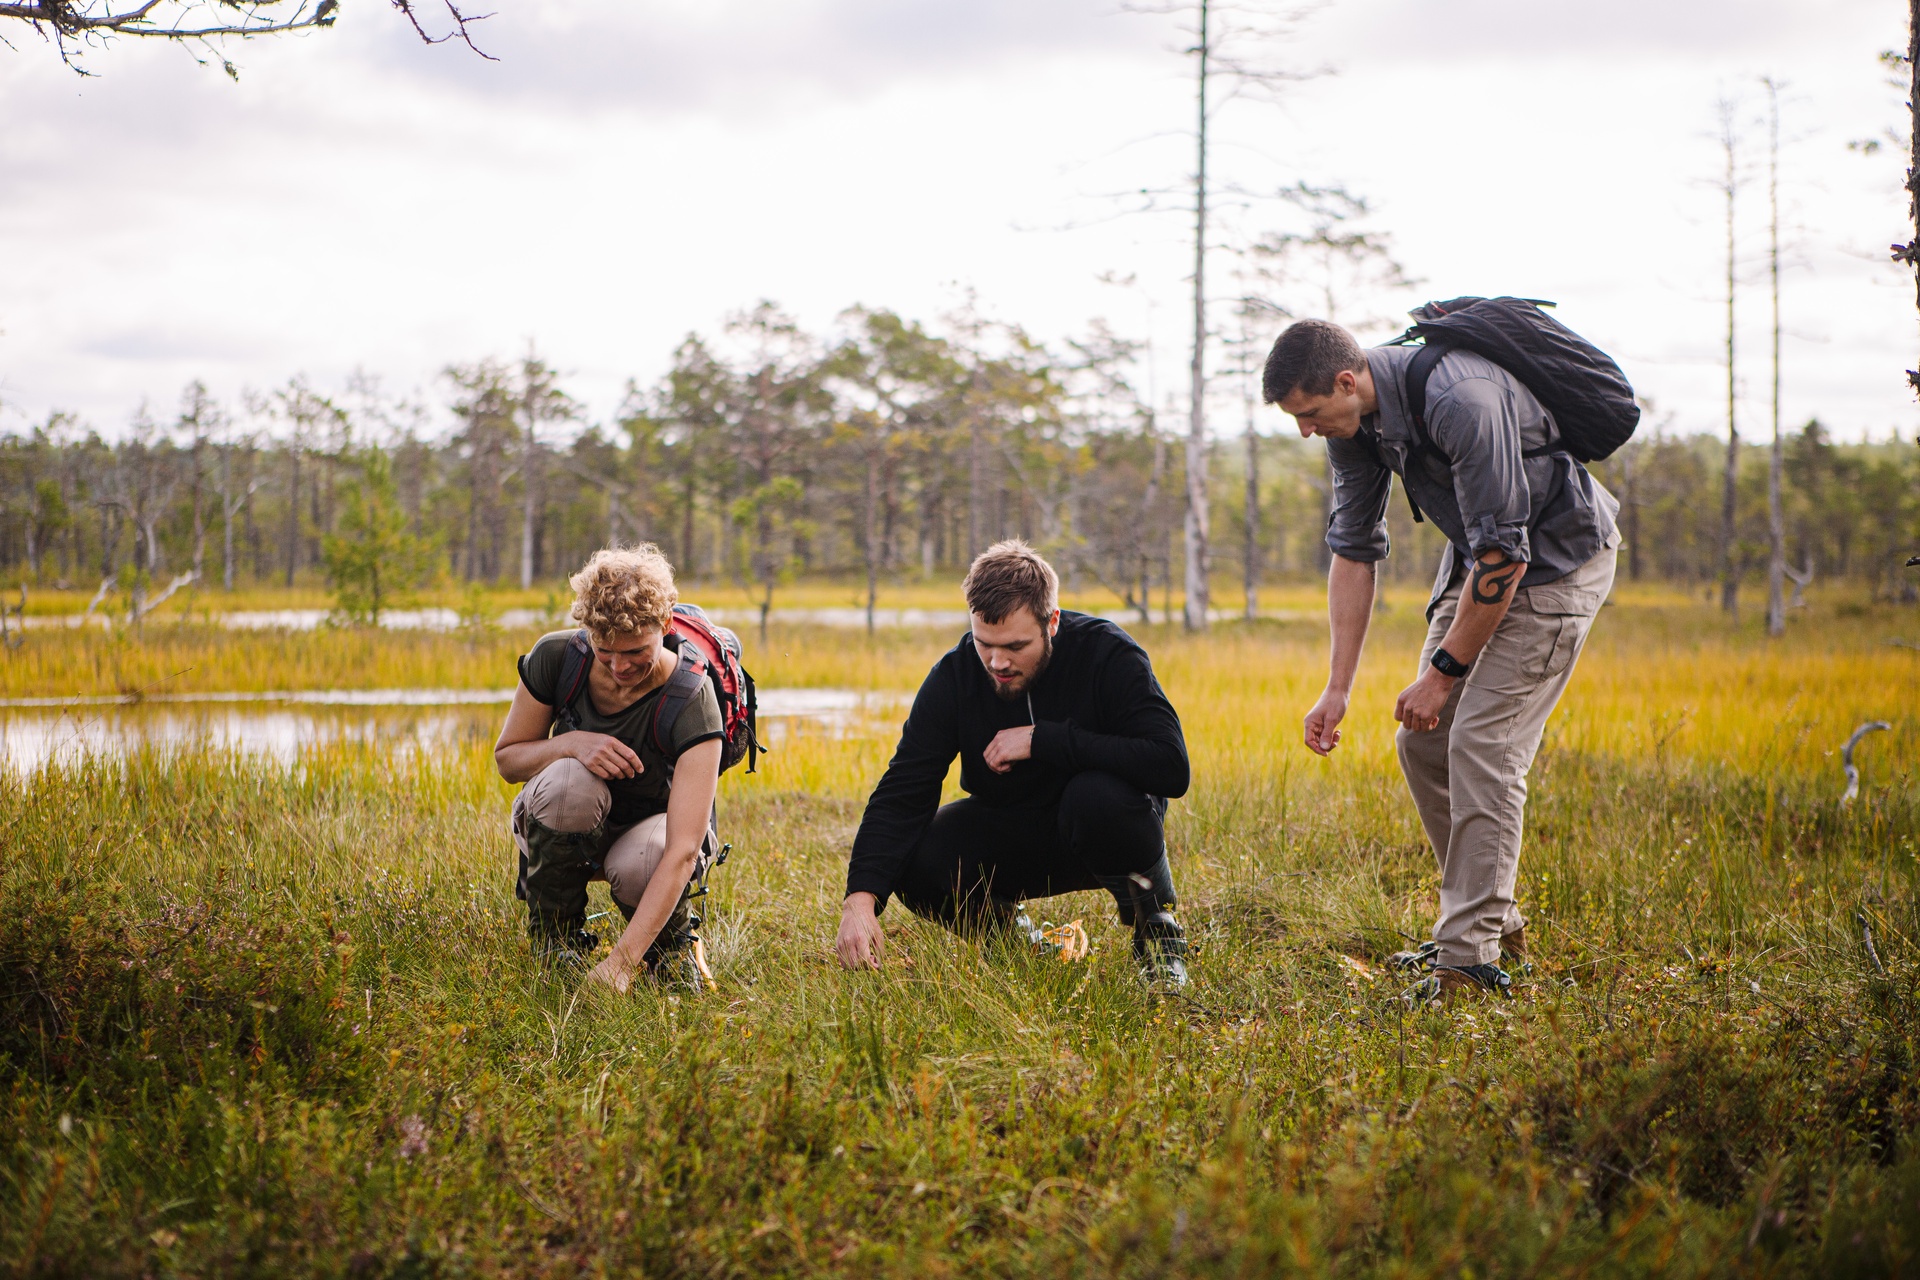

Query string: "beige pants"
[[510, 757, 672, 910], [1396, 543, 1617, 966]]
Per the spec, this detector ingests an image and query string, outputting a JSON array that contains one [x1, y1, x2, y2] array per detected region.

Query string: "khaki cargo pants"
[[1396, 542, 1617, 967], [510, 758, 674, 917]]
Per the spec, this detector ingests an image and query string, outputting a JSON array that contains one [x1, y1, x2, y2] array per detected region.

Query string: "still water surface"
[[0, 687, 892, 774]]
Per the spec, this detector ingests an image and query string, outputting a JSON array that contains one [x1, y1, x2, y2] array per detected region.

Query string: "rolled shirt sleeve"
[[1427, 377, 1533, 565], [1323, 435, 1392, 563]]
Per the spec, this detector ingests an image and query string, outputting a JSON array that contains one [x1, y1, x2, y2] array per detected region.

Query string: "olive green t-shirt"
[[518, 630, 725, 826]]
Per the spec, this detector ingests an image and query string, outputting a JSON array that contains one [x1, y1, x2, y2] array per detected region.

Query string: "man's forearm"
[[1438, 550, 1523, 664], [1326, 555, 1377, 693]]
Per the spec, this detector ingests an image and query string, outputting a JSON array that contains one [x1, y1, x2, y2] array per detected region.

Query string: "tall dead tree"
[[515, 352, 573, 590], [1764, 79, 1787, 638], [1897, 2, 1920, 395], [1123, 0, 1319, 631], [1183, 0, 1214, 631], [1718, 97, 1742, 620]]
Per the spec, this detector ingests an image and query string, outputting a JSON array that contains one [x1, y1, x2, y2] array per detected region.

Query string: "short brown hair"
[[1262, 319, 1367, 404], [963, 539, 1058, 626], [569, 545, 677, 641]]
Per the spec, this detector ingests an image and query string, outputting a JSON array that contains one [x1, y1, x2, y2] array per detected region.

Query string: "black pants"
[[894, 770, 1168, 927]]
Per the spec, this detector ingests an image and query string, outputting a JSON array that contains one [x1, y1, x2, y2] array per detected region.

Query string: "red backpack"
[[553, 603, 764, 775]]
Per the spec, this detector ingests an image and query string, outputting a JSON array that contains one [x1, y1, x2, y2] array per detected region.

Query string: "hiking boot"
[[1387, 939, 1440, 974], [627, 892, 720, 991], [1097, 857, 1190, 992], [1406, 962, 1512, 1005], [1500, 926, 1533, 978], [1134, 910, 1191, 992]]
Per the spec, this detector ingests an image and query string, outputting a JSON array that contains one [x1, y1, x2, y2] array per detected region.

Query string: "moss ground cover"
[[2, 592, 1917, 1276]]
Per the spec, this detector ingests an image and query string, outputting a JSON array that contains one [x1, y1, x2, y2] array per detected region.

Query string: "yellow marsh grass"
[[5, 590, 1916, 1273], [3, 592, 1912, 789], [14, 575, 1408, 620]]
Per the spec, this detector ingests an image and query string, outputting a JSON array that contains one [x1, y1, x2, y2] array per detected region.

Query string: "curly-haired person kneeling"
[[494, 546, 724, 991]]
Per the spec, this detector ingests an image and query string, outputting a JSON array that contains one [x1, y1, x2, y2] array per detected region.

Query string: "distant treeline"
[[2, 303, 1916, 613]]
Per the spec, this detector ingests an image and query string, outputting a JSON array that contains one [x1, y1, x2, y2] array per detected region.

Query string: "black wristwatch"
[[1430, 647, 1472, 679]]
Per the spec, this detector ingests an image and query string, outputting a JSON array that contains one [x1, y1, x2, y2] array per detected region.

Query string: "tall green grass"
[[2, 598, 1917, 1276]]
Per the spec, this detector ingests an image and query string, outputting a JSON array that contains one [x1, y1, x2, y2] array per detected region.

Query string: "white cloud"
[[0, 0, 1914, 444]]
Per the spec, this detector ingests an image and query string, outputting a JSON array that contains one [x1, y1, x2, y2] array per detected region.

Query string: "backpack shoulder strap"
[[650, 646, 710, 759], [554, 629, 593, 719], [1403, 342, 1453, 467], [1392, 342, 1457, 527]]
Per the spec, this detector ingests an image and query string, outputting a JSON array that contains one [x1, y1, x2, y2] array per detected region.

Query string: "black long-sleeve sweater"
[[846, 611, 1189, 908]]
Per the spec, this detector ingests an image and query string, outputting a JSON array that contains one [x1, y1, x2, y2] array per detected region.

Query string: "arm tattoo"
[[1468, 552, 1523, 606]]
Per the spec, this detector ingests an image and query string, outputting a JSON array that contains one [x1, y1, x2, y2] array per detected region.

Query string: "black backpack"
[[1394, 296, 1640, 470]]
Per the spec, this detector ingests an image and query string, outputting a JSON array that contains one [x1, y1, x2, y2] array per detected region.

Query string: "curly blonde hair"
[[569, 545, 678, 640]]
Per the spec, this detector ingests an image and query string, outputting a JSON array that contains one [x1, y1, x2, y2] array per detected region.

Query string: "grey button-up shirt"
[[1326, 344, 1621, 617]]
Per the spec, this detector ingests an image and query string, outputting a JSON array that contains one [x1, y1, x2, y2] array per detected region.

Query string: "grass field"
[[3, 586, 1918, 1276]]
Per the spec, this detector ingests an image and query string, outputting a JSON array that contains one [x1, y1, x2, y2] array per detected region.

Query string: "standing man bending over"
[[1265, 319, 1619, 998], [835, 540, 1193, 990]]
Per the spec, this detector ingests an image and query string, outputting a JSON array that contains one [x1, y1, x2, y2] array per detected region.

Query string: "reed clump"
[[1, 594, 1916, 1276]]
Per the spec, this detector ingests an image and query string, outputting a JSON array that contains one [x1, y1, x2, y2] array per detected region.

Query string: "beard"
[[990, 634, 1053, 702]]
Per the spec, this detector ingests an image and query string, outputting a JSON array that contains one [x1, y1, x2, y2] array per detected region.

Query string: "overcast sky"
[[2, 0, 1913, 444]]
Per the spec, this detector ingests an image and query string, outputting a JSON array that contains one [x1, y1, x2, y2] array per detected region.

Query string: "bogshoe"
[[1134, 909, 1190, 992], [1387, 939, 1440, 974], [985, 898, 1074, 958], [642, 897, 699, 972], [1097, 857, 1190, 992], [1405, 962, 1512, 1006]]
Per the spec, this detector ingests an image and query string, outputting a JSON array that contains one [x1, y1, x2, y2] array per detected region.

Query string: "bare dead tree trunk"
[[681, 464, 697, 577], [1243, 382, 1259, 622], [1719, 98, 1741, 619], [285, 442, 300, 588], [1183, 0, 1212, 632], [1765, 78, 1786, 638], [1622, 444, 1641, 581], [520, 407, 538, 591], [969, 408, 985, 556], [467, 442, 484, 582], [190, 434, 206, 581], [221, 443, 235, 591], [1901, 0, 1920, 395], [864, 433, 881, 635], [1140, 411, 1164, 626]]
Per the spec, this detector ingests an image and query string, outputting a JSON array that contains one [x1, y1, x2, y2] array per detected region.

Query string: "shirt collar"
[[1363, 344, 1419, 444]]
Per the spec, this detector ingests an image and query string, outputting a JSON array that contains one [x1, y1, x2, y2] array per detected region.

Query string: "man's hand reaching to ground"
[[1394, 548, 1522, 733], [1306, 555, 1376, 757], [836, 891, 885, 971], [1304, 688, 1349, 755]]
